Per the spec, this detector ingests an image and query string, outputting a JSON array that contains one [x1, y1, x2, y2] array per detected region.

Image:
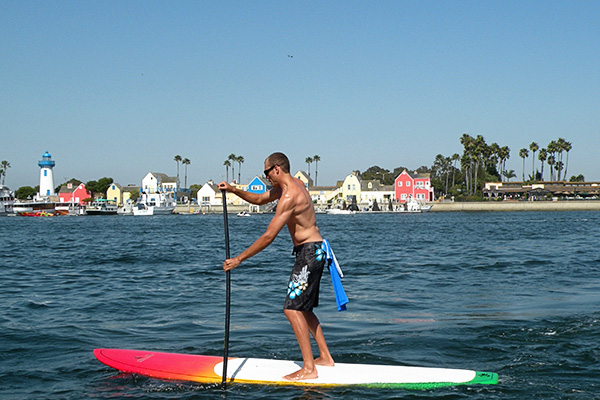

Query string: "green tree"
[[503, 169, 517, 182], [236, 155, 244, 183], [561, 140, 572, 180], [519, 148, 529, 181], [569, 174, 584, 182], [189, 184, 202, 197], [305, 156, 313, 178], [86, 177, 113, 199], [538, 148, 547, 181], [529, 142, 539, 180], [174, 155, 182, 188], [16, 186, 37, 200], [0, 160, 10, 185], [182, 158, 191, 189], [223, 159, 231, 182], [313, 155, 321, 186], [228, 153, 237, 182]]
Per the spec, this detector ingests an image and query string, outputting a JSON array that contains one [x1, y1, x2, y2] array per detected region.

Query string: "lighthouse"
[[37, 151, 56, 200]]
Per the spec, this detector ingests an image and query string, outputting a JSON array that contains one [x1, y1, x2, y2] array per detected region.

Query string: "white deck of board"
[[215, 358, 476, 385]]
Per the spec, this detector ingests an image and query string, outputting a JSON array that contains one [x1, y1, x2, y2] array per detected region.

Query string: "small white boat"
[[325, 208, 356, 215], [237, 210, 251, 217], [397, 199, 432, 213], [133, 192, 176, 216]]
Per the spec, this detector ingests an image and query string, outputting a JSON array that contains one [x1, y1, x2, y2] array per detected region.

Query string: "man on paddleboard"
[[219, 152, 335, 381]]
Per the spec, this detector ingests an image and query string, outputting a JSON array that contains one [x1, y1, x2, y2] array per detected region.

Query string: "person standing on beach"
[[218, 152, 335, 381]]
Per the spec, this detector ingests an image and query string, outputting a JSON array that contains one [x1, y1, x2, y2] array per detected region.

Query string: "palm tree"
[[223, 160, 231, 182], [236, 155, 244, 183], [538, 148, 547, 181], [498, 146, 510, 183], [460, 134, 475, 193], [547, 155, 556, 181], [182, 158, 190, 189], [228, 154, 236, 183], [0, 160, 9, 185], [305, 157, 313, 178], [519, 148, 529, 181], [503, 169, 517, 182], [547, 140, 558, 180], [451, 153, 460, 188], [529, 142, 539, 180], [562, 140, 572, 180], [313, 155, 321, 186], [555, 161, 564, 181], [174, 155, 182, 188]]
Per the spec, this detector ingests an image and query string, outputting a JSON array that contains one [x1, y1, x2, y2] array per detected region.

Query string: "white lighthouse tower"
[[37, 151, 56, 200]]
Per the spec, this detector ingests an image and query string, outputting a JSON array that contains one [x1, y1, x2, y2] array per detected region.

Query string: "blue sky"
[[2, 1, 598, 189]]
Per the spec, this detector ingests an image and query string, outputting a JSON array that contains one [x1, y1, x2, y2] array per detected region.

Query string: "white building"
[[37, 151, 55, 200], [141, 172, 177, 194]]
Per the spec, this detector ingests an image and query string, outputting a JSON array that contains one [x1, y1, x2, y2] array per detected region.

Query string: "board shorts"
[[283, 241, 326, 312]]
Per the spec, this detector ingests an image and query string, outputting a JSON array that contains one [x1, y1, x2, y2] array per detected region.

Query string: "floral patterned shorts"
[[284, 241, 326, 312]]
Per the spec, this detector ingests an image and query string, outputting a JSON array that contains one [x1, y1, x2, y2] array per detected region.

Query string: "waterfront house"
[[197, 181, 221, 206], [308, 185, 340, 209], [59, 182, 91, 205], [360, 180, 395, 210], [141, 172, 177, 194], [294, 171, 313, 189], [340, 172, 362, 206], [247, 176, 271, 194], [395, 170, 434, 203], [107, 183, 140, 206]]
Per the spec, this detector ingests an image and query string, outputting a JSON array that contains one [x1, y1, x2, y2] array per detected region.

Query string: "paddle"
[[221, 189, 231, 389]]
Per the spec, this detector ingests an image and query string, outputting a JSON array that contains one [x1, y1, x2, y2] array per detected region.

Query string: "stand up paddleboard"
[[94, 349, 498, 389]]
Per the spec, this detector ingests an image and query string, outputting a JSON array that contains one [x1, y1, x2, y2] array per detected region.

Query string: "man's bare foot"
[[314, 356, 335, 367], [283, 366, 318, 381]]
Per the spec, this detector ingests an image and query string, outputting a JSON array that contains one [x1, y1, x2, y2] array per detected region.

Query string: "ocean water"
[[1, 211, 599, 399]]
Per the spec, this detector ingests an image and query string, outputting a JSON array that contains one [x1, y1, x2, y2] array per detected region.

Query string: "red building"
[[59, 183, 92, 205], [394, 170, 434, 203]]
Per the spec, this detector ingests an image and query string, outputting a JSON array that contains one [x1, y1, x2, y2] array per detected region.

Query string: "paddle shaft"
[[221, 190, 231, 389]]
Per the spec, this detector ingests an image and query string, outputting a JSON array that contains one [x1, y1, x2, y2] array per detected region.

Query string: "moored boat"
[[0, 185, 15, 216], [133, 192, 176, 216], [86, 199, 118, 215], [326, 208, 356, 215], [18, 210, 54, 217]]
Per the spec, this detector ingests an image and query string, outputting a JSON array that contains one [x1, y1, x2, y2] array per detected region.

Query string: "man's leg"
[[283, 309, 318, 380], [304, 311, 334, 366]]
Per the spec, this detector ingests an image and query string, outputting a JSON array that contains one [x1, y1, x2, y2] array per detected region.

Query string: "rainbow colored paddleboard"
[[94, 348, 498, 389]]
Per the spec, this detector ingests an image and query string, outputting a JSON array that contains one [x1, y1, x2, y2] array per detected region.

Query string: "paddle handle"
[[221, 190, 231, 389]]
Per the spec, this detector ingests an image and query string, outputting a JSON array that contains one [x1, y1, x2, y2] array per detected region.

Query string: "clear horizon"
[[2, 1, 599, 189]]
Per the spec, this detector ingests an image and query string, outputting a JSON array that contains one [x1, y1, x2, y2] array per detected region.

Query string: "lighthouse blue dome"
[[39, 151, 55, 168]]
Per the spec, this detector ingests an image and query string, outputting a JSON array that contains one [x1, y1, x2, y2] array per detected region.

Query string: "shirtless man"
[[219, 152, 335, 380]]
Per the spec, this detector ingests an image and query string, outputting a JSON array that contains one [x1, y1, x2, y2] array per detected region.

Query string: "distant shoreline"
[[173, 200, 600, 214], [429, 200, 600, 212]]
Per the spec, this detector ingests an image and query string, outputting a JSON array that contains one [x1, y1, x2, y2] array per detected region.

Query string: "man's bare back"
[[281, 176, 322, 246]]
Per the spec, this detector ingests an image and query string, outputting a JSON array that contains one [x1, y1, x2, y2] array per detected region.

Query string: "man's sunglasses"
[[264, 164, 277, 178]]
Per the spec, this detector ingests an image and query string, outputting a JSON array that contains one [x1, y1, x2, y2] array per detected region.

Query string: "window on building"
[[251, 185, 262, 191], [398, 182, 403, 187], [406, 181, 411, 187], [401, 194, 407, 200]]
